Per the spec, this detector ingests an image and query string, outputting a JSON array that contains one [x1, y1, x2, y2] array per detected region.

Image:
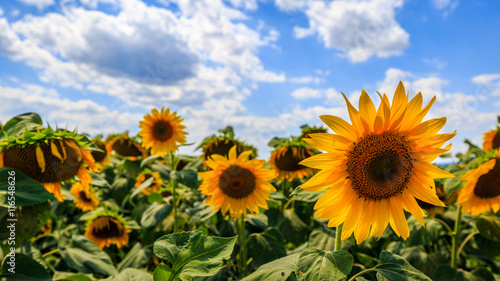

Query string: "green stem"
[[457, 231, 479, 258], [42, 248, 59, 258], [451, 205, 463, 269], [335, 224, 343, 251], [282, 195, 295, 210], [170, 154, 178, 232], [433, 217, 453, 234], [347, 268, 377, 281], [237, 217, 248, 276]]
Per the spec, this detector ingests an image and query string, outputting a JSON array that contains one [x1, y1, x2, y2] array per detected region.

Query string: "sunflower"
[[106, 135, 147, 160], [456, 152, 500, 215], [299, 81, 455, 244], [0, 129, 98, 202], [134, 171, 163, 196], [299, 125, 328, 140], [198, 146, 277, 219], [91, 139, 110, 170], [138, 107, 187, 156], [269, 144, 316, 181], [70, 182, 100, 211], [482, 128, 500, 151], [85, 210, 130, 249]]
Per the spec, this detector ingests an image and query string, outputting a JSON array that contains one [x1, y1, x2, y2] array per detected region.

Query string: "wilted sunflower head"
[[269, 143, 317, 181], [138, 107, 187, 156], [299, 81, 455, 244], [105, 134, 147, 160], [299, 124, 328, 140], [90, 138, 110, 169], [0, 127, 98, 202], [198, 146, 277, 219], [457, 150, 500, 215], [70, 182, 100, 212], [134, 171, 163, 195], [85, 210, 130, 249]]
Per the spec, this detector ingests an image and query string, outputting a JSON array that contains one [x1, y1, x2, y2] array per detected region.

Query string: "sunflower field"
[[1, 82, 500, 281]]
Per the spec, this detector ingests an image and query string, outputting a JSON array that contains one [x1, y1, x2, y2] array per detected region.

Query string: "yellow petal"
[[51, 141, 64, 162], [36, 146, 46, 173], [299, 153, 347, 169], [359, 90, 377, 132], [341, 93, 364, 135], [228, 146, 237, 162], [319, 115, 358, 141], [408, 117, 447, 138]]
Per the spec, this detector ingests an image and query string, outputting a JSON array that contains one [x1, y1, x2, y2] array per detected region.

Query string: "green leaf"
[[170, 170, 198, 189], [91, 173, 111, 189], [117, 242, 152, 271], [59, 235, 118, 276], [53, 272, 96, 281], [187, 200, 219, 224], [374, 251, 431, 281], [131, 176, 155, 198], [406, 217, 446, 246], [241, 253, 299, 281], [140, 155, 159, 169], [476, 215, 500, 241], [295, 248, 353, 281], [0, 253, 51, 281], [270, 191, 288, 201], [102, 268, 153, 281], [247, 227, 286, 267], [0, 168, 55, 207], [153, 231, 237, 281], [434, 265, 495, 281], [153, 263, 172, 281], [148, 193, 165, 204], [267, 208, 309, 246], [0, 112, 43, 140], [308, 227, 336, 251], [140, 203, 172, 228], [290, 187, 326, 202]]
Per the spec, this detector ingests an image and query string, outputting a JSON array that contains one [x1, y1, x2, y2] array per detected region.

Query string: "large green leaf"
[[59, 235, 118, 276], [374, 251, 431, 281], [0, 253, 51, 281], [266, 208, 309, 246], [476, 215, 500, 242], [91, 173, 112, 189], [295, 248, 353, 281], [153, 263, 172, 281], [187, 200, 219, 224], [0, 112, 43, 140], [170, 169, 198, 189], [290, 187, 326, 203], [102, 268, 153, 281], [406, 217, 446, 246], [246, 227, 286, 267], [117, 242, 152, 271], [0, 168, 55, 207], [53, 272, 96, 281], [308, 227, 336, 251], [433, 265, 495, 281], [153, 231, 237, 281], [241, 253, 299, 281], [140, 202, 172, 228]]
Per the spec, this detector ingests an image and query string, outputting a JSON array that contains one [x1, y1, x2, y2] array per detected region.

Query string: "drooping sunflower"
[[456, 151, 500, 215], [85, 210, 130, 249], [483, 128, 500, 151], [138, 107, 187, 156], [0, 128, 98, 202], [299, 124, 328, 140], [197, 126, 257, 163], [134, 171, 163, 196], [198, 146, 277, 219], [70, 182, 100, 212], [300, 81, 455, 244], [269, 143, 317, 181], [91, 139, 110, 170], [106, 134, 147, 160]]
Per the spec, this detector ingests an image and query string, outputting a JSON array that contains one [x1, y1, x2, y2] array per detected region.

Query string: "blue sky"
[[0, 0, 499, 161]]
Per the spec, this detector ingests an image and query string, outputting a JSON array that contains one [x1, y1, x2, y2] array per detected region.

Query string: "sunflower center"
[[493, 131, 500, 150], [152, 120, 173, 142], [91, 141, 107, 162], [218, 165, 256, 199], [3, 140, 82, 183], [347, 132, 414, 200], [474, 160, 500, 199], [112, 138, 144, 157], [91, 216, 124, 238], [275, 146, 312, 172], [78, 191, 92, 202]]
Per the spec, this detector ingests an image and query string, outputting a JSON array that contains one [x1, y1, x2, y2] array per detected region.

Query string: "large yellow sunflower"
[[269, 144, 316, 181], [139, 107, 187, 156], [198, 146, 277, 219], [456, 152, 500, 215], [482, 129, 500, 151], [70, 182, 100, 212], [0, 133, 98, 202], [299, 81, 455, 244], [85, 211, 130, 249]]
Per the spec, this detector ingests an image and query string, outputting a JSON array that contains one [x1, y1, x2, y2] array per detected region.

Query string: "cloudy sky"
[[0, 0, 499, 161]]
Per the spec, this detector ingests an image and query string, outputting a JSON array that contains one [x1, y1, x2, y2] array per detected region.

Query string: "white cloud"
[[291, 87, 342, 104], [431, 0, 459, 16], [17, 0, 55, 10], [293, 0, 409, 62], [289, 76, 326, 84], [275, 0, 309, 12], [471, 73, 500, 97], [422, 58, 447, 70]]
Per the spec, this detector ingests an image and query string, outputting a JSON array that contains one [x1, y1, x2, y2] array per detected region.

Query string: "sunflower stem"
[[41, 248, 59, 258], [335, 223, 343, 251], [347, 268, 377, 281], [170, 153, 178, 232], [457, 230, 479, 261], [451, 205, 463, 269], [237, 217, 248, 276]]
